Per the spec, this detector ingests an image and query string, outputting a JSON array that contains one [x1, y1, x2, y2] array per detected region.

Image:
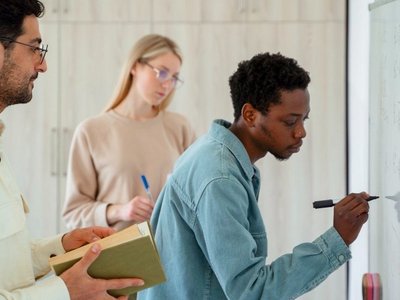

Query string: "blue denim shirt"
[[138, 119, 351, 300]]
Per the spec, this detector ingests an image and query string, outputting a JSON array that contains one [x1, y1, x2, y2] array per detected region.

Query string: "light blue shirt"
[[138, 119, 351, 300]]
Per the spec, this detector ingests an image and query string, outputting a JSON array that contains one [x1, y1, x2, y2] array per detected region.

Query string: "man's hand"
[[333, 192, 370, 245], [62, 227, 115, 252], [60, 243, 145, 300]]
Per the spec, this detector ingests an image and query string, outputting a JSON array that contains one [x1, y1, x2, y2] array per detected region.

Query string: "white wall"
[[348, 0, 373, 299]]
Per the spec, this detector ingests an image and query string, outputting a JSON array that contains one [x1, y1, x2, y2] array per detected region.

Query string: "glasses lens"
[[39, 44, 48, 63], [157, 69, 169, 81]]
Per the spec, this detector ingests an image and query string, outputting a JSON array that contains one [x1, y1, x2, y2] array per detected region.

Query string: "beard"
[[0, 54, 34, 108], [258, 122, 291, 161]]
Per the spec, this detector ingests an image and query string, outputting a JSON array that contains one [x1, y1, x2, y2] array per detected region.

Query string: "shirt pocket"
[[0, 198, 26, 239]]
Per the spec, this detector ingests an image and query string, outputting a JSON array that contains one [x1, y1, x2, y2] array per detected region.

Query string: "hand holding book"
[[61, 226, 116, 252], [59, 242, 145, 299], [50, 222, 166, 297]]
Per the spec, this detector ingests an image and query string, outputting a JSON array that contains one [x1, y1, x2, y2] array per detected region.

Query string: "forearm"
[[213, 228, 349, 299], [63, 200, 109, 229], [257, 227, 351, 299]]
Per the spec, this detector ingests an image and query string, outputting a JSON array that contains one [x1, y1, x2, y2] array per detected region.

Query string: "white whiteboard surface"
[[369, 0, 400, 298]]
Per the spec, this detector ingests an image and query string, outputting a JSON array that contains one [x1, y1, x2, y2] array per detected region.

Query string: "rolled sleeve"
[[31, 234, 65, 278]]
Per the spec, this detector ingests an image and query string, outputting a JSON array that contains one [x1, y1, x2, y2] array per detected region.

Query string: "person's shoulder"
[[162, 111, 190, 125], [77, 112, 111, 130], [73, 112, 113, 139]]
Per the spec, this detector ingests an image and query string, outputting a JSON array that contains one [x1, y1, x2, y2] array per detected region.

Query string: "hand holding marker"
[[313, 196, 379, 209], [140, 175, 154, 203]]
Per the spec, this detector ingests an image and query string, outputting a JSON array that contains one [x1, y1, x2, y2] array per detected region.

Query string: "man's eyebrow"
[[28, 37, 42, 44], [288, 113, 304, 117], [287, 110, 310, 118]]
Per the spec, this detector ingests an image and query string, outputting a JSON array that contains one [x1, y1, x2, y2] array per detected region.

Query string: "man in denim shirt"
[[138, 53, 370, 300]]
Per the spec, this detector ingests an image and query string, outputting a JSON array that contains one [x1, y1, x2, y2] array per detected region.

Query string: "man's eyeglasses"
[[0, 37, 48, 64], [142, 61, 183, 88]]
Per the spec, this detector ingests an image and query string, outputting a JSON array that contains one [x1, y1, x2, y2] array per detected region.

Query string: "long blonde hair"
[[103, 34, 183, 112]]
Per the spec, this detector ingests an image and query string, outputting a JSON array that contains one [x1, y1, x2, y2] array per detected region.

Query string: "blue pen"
[[140, 175, 154, 203]]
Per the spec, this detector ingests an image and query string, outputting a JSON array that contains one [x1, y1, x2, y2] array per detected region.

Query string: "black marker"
[[313, 196, 379, 209]]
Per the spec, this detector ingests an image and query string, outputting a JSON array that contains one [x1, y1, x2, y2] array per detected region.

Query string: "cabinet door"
[[153, 23, 248, 135], [57, 23, 151, 231], [59, 22, 151, 134], [1, 23, 60, 238]]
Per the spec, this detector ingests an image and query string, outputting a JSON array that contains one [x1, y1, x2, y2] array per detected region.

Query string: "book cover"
[[49, 221, 166, 297]]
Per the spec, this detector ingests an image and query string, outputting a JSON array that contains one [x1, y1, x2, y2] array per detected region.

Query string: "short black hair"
[[0, 0, 44, 46], [229, 52, 310, 121]]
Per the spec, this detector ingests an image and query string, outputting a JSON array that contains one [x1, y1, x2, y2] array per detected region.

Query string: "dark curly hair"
[[0, 0, 45, 47], [229, 52, 310, 121]]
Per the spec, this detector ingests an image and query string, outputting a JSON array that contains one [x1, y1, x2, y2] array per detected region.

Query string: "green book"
[[49, 221, 166, 297]]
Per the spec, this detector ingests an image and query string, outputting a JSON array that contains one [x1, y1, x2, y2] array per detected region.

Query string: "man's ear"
[[241, 103, 258, 127]]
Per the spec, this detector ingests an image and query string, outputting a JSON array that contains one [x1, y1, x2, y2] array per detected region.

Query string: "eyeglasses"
[[0, 37, 48, 64], [142, 61, 183, 88]]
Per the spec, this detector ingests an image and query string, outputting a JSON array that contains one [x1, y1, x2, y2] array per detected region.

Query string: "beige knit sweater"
[[62, 110, 195, 231]]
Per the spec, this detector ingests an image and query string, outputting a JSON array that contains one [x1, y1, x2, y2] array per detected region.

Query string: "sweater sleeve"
[[62, 124, 109, 229]]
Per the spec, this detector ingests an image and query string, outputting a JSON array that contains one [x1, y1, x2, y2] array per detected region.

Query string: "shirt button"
[[338, 255, 345, 262]]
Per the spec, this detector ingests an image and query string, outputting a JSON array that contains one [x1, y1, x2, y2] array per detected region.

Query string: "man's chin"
[[14, 94, 33, 106], [272, 152, 291, 161]]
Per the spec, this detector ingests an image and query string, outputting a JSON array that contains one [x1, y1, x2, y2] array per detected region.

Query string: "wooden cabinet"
[[2, 2, 347, 299]]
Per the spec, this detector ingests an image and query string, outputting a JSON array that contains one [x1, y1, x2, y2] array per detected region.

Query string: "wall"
[[368, 0, 400, 298]]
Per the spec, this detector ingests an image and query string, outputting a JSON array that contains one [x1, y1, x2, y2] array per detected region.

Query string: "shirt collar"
[[209, 119, 258, 180]]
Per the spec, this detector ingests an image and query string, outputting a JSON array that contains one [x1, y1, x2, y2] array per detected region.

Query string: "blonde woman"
[[62, 34, 195, 231]]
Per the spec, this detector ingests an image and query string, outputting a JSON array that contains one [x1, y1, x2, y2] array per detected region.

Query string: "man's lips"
[[288, 141, 303, 152]]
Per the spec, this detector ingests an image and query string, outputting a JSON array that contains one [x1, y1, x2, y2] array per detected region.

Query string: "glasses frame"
[[0, 37, 48, 64], [142, 61, 184, 88]]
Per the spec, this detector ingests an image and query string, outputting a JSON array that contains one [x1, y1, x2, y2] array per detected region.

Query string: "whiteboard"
[[369, 0, 400, 298]]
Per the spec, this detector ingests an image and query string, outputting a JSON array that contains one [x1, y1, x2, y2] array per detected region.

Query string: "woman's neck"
[[114, 89, 159, 121]]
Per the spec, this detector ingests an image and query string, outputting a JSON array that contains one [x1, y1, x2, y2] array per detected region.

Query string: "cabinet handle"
[[61, 128, 71, 177], [51, 3, 58, 14], [45, 0, 60, 15], [50, 127, 58, 176], [249, 0, 258, 13], [238, 0, 246, 13], [63, 0, 70, 14]]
